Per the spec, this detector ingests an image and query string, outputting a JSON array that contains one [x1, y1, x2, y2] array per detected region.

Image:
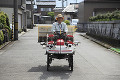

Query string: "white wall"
[[64, 14, 71, 21]]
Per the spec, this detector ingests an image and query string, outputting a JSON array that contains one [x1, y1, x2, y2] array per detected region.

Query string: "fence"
[[77, 20, 120, 40]]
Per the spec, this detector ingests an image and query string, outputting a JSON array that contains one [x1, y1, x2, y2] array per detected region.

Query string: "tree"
[[64, 20, 70, 25], [47, 12, 55, 21]]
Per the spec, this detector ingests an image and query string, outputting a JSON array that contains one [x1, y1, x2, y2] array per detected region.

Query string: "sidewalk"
[[0, 29, 31, 50], [79, 33, 120, 54]]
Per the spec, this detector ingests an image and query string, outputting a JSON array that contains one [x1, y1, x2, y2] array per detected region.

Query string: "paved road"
[[0, 26, 120, 80]]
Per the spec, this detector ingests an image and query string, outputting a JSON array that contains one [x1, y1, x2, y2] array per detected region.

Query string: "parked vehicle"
[[71, 19, 79, 26]]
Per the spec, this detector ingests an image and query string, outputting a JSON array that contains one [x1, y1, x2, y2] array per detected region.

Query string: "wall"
[[64, 14, 71, 21], [78, 1, 120, 23], [78, 21, 120, 40], [77, 23, 88, 32], [0, 0, 14, 7], [84, 2, 120, 23], [0, 0, 23, 7], [78, 2, 84, 23]]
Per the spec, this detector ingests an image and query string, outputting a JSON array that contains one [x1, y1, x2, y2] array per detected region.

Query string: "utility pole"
[[62, 0, 64, 15], [14, 0, 18, 40], [62, 0, 64, 10], [59, 0, 67, 15], [31, 0, 33, 29], [66, 0, 68, 7]]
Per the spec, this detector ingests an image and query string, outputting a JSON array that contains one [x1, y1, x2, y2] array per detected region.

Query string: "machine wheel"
[[47, 54, 50, 71], [69, 55, 73, 71]]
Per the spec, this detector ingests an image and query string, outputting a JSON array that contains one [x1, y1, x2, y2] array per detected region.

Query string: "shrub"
[[0, 11, 11, 42], [4, 25, 11, 32], [89, 10, 120, 22], [4, 25, 11, 39], [0, 30, 4, 42], [18, 29, 22, 33], [4, 13, 10, 28], [0, 11, 11, 40], [0, 12, 6, 26], [64, 20, 70, 25], [47, 12, 55, 21], [0, 23, 3, 29]]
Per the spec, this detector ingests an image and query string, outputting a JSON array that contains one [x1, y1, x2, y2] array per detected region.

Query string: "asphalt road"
[[0, 26, 120, 80]]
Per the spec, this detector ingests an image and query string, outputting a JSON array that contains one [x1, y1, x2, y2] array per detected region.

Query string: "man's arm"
[[64, 23, 68, 33], [51, 23, 56, 33]]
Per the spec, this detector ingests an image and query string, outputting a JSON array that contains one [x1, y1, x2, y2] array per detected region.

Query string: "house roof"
[[26, 1, 56, 5], [34, 13, 41, 16], [26, 1, 35, 4], [36, 2, 56, 5], [62, 5, 78, 13], [53, 7, 65, 12]]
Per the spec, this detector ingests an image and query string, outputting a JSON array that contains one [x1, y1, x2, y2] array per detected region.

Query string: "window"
[[41, 8, 52, 11], [49, 8, 51, 11], [37, 0, 55, 1], [41, 8, 44, 11]]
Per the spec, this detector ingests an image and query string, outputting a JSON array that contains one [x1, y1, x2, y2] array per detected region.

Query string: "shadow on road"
[[28, 65, 72, 80]]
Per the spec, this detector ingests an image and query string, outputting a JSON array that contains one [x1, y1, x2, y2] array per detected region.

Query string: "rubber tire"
[[47, 54, 50, 71], [69, 55, 73, 71]]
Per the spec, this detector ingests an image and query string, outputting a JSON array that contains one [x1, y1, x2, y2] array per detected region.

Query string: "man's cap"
[[57, 14, 63, 18], [56, 14, 64, 20]]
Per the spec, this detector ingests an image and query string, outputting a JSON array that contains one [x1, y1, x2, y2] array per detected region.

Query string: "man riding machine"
[[46, 14, 75, 71]]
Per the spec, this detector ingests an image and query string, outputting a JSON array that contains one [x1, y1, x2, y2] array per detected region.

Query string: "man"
[[51, 14, 68, 34]]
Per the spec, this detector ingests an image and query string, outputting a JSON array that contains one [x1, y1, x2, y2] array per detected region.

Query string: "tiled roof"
[[26, 1, 56, 6], [62, 5, 78, 13], [26, 1, 34, 4], [36, 2, 56, 5], [53, 8, 63, 12]]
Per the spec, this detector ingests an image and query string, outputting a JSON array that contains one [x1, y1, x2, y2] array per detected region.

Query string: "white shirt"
[[51, 22, 68, 33]]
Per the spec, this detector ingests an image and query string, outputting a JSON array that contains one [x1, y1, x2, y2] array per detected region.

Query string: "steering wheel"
[[54, 31, 64, 34], [53, 31, 66, 41]]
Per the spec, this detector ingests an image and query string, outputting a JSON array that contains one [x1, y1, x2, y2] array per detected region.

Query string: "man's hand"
[[64, 32, 66, 34], [54, 32, 56, 35]]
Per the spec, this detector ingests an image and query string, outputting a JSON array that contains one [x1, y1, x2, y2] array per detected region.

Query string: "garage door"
[[18, 14, 22, 31]]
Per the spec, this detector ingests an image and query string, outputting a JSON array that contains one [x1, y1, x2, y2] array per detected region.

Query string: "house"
[[78, 0, 120, 23], [53, 7, 64, 19], [26, 0, 35, 28], [62, 3, 79, 23], [0, 0, 27, 32], [36, 0, 56, 24]]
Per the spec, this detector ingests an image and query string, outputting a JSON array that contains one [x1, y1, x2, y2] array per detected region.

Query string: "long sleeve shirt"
[[51, 22, 68, 33]]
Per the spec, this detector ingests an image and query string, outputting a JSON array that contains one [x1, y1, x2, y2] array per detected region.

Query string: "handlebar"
[[54, 31, 66, 35]]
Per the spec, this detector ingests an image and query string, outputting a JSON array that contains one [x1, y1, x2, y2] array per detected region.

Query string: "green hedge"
[[64, 20, 70, 25], [0, 23, 3, 29], [89, 10, 120, 22], [4, 25, 11, 39], [0, 30, 4, 42], [5, 13, 10, 28], [0, 11, 11, 43], [47, 12, 55, 21], [0, 12, 7, 26]]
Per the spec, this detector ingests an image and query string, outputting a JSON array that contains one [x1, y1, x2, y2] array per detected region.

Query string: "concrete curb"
[[79, 34, 119, 54], [0, 41, 12, 50]]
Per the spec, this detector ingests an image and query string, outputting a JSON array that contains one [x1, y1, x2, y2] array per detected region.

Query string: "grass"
[[111, 48, 120, 53]]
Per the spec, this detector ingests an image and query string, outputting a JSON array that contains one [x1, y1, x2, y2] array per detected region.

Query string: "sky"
[[56, 0, 84, 7]]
